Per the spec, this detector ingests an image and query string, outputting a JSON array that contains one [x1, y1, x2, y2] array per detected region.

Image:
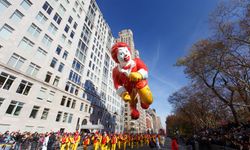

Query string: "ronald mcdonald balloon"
[[111, 42, 153, 119]]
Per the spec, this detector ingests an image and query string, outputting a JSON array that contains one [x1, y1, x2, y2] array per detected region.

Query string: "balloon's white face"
[[117, 47, 131, 64]]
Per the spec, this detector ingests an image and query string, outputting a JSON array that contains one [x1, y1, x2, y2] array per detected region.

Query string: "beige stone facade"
[[0, 0, 124, 133]]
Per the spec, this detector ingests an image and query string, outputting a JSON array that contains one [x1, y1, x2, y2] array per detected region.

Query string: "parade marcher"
[[101, 132, 108, 150], [140, 134, 144, 147], [60, 133, 68, 150], [130, 135, 134, 149], [127, 134, 131, 148], [111, 134, 117, 150], [72, 131, 80, 150], [145, 134, 150, 146], [117, 134, 122, 149], [122, 133, 127, 150], [83, 135, 90, 150], [136, 134, 140, 149], [67, 133, 74, 150], [92, 132, 101, 150]]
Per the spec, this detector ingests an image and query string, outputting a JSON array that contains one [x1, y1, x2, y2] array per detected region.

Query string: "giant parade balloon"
[[111, 42, 153, 120]]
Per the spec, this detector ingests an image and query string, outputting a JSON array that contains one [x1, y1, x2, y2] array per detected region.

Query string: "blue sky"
[[96, 0, 219, 125]]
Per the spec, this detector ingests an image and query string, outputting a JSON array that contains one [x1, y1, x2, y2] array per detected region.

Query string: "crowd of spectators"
[[0, 131, 61, 150], [186, 121, 250, 150]]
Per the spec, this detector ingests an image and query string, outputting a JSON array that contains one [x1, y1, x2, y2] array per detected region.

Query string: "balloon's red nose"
[[124, 55, 130, 62]]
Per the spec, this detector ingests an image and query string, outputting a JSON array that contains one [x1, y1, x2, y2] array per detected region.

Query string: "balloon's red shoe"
[[141, 102, 150, 109], [131, 109, 140, 120]]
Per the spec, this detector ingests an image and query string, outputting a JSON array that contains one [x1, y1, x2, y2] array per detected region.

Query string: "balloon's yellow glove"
[[121, 92, 131, 102], [129, 72, 143, 82]]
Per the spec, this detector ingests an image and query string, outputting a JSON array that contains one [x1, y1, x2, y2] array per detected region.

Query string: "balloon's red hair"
[[111, 42, 131, 63]]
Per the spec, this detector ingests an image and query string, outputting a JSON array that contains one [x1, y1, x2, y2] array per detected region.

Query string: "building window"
[[55, 111, 62, 122], [0, 24, 14, 40], [66, 98, 71, 107], [53, 13, 62, 25], [55, 45, 62, 55], [48, 23, 58, 35], [16, 80, 33, 95], [72, 59, 84, 74], [20, 0, 32, 10], [65, 82, 69, 91], [68, 114, 73, 123], [67, 40, 72, 47], [42, 1, 53, 15], [80, 103, 83, 111], [73, 22, 78, 29], [42, 34, 53, 47], [68, 16, 72, 24], [0, 72, 16, 90], [27, 23, 41, 38], [69, 70, 81, 85], [58, 4, 66, 15], [62, 51, 68, 60], [60, 96, 66, 106], [71, 100, 76, 109], [7, 53, 25, 70], [64, 24, 69, 33], [87, 70, 90, 77], [84, 104, 88, 112], [18, 37, 34, 52], [62, 112, 68, 122], [50, 57, 57, 68], [60, 34, 66, 43], [36, 12, 48, 24], [5, 100, 24, 116], [37, 87, 46, 100], [44, 72, 52, 83], [58, 63, 64, 72], [82, 119, 87, 125], [29, 105, 40, 119], [63, 0, 69, 5], [47, 91, 55, 102], [0, 97, 4, 107], [0, 0, 11, 12], [74, 1, 78, 8], [26, 63, 40, 77], [35, 47, 47, 59], [41, 108, 49, 120], [70, 31, 75, 38], [10, 10, 24, 23], [53, 76, 60, 86]]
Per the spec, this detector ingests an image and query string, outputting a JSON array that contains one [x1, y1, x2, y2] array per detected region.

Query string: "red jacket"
[[112, 58, 148, 95], [171, 139, 178, 150]]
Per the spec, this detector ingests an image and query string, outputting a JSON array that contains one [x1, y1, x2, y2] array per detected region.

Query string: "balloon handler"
[[111, 42, 153, 119]]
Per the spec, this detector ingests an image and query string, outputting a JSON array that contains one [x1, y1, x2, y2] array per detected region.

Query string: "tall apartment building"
[[146, 111, 154, 132], [116, 29, 147, 133], [116, 29, 137, 59], [146, 108, 162, 133], [0, 0, 124, 133]]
